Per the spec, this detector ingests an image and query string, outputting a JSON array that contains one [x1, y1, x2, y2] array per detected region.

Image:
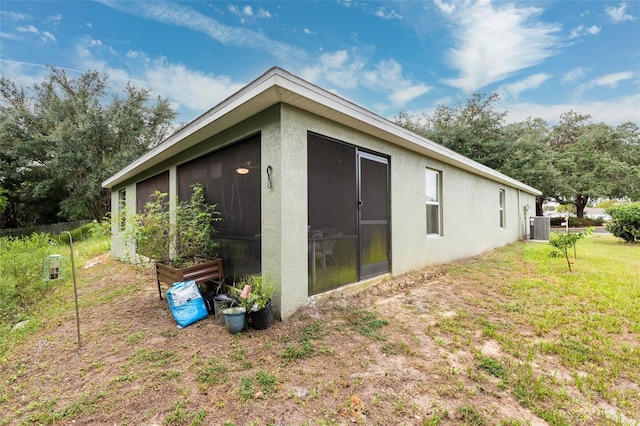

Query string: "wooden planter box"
[[156, 258, 224, 299]]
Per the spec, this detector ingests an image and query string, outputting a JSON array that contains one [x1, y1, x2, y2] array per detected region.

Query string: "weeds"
[[239, 377, 254, 401], [164, 400, 207, 426], [347, 310, 388, 340], [477, 355, 509, 380], [279, 321, 324, 365], [197, 361, 229, 386], [458, 404, 486, 425], [0, 229, 110, 357]]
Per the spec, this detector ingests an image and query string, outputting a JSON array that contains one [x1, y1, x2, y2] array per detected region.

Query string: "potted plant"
[[230, 274, 276, 330], [222, 306, 247, 334], [128, 183, 223, 299]]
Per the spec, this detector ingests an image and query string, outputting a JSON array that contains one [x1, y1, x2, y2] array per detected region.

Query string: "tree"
[[550, 112, 637, 218], [502, 118, 564, 216], [394, 98, 639, 219], [424, 93, 508, 171], [0, 67, 176, 226], [0, 187, 7, 213], [614, 122, 640, 201]]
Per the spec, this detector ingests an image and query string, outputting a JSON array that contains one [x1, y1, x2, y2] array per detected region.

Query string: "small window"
[[499, 189, 506, 228], [118, 189, 126, 231], [426, 169, 441, 236]]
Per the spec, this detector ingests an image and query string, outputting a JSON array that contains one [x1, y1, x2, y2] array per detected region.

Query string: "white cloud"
[[499, 73, 551, 98], [72, 38, 246, 119], [99, 1, 305, 63], [389, 84, 431, 107], [0, 32, 20, 40], [338, 0, 401, 21], [0, 59, 82, 89], [570, 24, 601, 38], [562, 67, 587, 83], [303, 28, 316, 35], [374, 7, 401, 20], [243, 6, 253, 16], [302, 55, 430, 110], [15, 24, 56, 42], [440, 1, 561, 92], [301, 50, 364, 90], [434, 0, 456, 15], [363, 60, 431, 107], [144, 60, 245, 112], [605, 2, 637, 23], [505, 94, 640, 125], [17, 25, 39, 34], [257, 9, 272, 19], [42, 31, 56, 42], [587, 25, 601, 35], [0, 11, 29, 21], [588, 71, 634, 88]]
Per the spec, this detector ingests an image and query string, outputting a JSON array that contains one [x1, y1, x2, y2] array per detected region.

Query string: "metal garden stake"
[[50, 231, 81, 350]]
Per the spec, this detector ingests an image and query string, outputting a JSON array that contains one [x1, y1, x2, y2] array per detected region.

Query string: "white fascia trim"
[[102, 67, 541, 196], [101, 68, 281, 189]]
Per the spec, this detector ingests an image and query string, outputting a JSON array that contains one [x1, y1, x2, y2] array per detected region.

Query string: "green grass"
[[1, 233, 638, 425], [278, 321, 325, 365], [164, 400, 207, 426], [442, 235, 640, 423], [346, 309, 388, 341], [0, 229, 110, 359]]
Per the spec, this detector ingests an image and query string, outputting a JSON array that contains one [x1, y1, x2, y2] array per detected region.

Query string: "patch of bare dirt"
[[1, 252, 635, 425]]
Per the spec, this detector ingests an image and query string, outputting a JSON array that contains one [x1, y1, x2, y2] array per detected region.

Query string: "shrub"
[[56, 222, 106, 243], [606, 203, 640, 243], [128, 183, 221, 267], [549, 217, 604, 227]]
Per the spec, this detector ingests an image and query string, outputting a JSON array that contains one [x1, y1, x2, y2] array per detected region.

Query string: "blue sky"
[[1, 1, 639, 127]]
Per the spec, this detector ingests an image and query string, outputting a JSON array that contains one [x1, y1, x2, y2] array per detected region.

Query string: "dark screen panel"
[[307, 133, 358, 294], [136, 171, 170, 213], [177, 134, 261, 278]]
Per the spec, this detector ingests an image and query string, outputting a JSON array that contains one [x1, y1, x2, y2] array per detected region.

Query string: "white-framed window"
[[426, 168, 442, 236], [499, 189, 506, 228], [118, 189, 126, 231]]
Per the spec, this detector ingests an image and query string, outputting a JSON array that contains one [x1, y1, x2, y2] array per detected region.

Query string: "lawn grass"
[[1, 233, 638, 425], [439, 235, 640, 424]]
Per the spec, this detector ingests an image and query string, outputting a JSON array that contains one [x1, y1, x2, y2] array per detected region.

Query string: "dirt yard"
[[1, 248, 636, 425]]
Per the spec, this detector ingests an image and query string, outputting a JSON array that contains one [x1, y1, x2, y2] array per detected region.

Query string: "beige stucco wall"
[[110, 102, 536, 321], [277, 103, 536, 286]]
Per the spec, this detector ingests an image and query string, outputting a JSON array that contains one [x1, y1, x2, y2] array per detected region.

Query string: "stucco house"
[[102, 67, 540, 320]]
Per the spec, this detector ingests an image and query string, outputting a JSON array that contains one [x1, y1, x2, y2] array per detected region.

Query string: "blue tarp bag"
[[166, 280, 208, 328]]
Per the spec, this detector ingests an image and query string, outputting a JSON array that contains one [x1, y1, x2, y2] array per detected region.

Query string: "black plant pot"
[[248, 301, 274, 330]]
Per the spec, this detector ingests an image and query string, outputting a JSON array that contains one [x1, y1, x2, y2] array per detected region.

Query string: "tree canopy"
[[0, 67, 176, 227], [394, 94, 639, 218]]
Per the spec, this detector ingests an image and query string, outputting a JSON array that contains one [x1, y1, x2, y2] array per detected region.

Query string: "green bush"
[[56, 221, 106, 243], [606, 203, 640, 243], [549, 217, 605, 227]]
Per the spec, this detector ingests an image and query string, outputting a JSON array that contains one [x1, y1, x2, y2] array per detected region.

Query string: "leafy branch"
[[549, 228, 593, 272]]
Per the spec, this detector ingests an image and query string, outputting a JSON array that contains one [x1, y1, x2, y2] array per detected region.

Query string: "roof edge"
[[102, 67, 541, 196]]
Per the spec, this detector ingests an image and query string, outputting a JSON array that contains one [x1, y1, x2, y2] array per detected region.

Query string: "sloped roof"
[[102, 67, 541, 196]]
